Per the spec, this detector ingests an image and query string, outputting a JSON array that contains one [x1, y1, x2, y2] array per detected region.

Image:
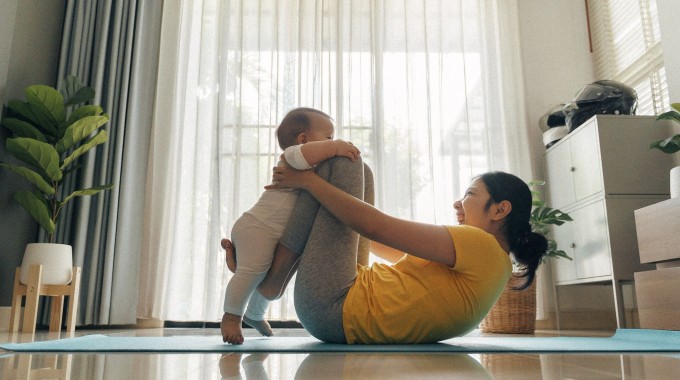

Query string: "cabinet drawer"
[[635, 197, 680, 263], [551, 217, 576, 283], [572, 200, 611, 279], [570, 123, 604, 202], [635, 266, 680, 330], [551, 200, 611, 283], [545, 141, 576, 209], [544, 115, 676, 210], [545, 119, 603, 209]]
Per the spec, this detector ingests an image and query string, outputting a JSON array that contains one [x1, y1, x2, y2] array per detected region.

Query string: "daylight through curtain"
[[139, 0, 532, 322]]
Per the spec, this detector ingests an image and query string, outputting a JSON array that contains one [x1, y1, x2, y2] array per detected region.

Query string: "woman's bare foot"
[[221, 312, 244, 345], [221, 239, 237, 273], [243, 316, 273, 337], [256, 243, 301, 300]]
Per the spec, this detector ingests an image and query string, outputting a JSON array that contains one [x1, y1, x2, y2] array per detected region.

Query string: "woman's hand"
[[264, 157, 317, 190]]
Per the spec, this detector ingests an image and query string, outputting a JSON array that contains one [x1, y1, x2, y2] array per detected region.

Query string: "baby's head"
[[276, 108, 335, 149]]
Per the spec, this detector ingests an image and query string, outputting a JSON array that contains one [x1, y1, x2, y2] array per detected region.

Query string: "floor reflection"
[[220, 352, 492, 379], [2, 353, 72, 380], [3, 328, 680, 379], [1, 351, 493, 380]]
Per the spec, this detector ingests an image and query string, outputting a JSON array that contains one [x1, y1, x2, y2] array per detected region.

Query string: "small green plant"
[[528, 180, 573, 262], [651, 102, 680, 154], [0, 76, 113, 242]]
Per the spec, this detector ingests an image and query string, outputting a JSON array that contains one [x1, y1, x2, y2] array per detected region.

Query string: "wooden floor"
[[2, 327, 679, 379]]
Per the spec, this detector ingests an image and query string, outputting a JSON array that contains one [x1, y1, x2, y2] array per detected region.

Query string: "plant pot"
[[479, 275, 537, 334], [671, 166, 680, 199], [19, 243, 73, 285]]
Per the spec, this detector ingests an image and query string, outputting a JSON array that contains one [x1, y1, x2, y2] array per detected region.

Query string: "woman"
[[223, 157, 547, 344]]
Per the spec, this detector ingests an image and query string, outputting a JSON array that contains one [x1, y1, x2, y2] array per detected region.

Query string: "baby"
[[221, 107, 360, 344]]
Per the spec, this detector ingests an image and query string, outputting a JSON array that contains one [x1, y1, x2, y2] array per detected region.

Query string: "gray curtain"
[[42, 0, 162, 325]]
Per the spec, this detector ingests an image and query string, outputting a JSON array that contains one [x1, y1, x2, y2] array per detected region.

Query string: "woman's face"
[[454, 177, 494, 230]]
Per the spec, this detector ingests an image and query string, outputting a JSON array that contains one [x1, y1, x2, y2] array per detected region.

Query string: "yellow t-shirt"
[[342, 225, 512, 344]]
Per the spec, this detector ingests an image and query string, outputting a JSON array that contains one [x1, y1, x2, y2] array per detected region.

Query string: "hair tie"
[[517, 224, 532, 244]]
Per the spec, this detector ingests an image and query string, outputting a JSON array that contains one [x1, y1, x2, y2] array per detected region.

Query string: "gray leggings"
[[279, 157, 371, 343]]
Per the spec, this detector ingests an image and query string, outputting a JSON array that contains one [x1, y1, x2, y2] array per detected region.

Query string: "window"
[[588, 0, 669, 115], [147, 0, 533, 323]]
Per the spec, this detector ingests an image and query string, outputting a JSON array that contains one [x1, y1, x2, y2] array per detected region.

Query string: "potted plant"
[[0, 75, 112, 285], [527, 181, 573, 262], [480, 180, 572, 334], [651, 102, 680, 198]]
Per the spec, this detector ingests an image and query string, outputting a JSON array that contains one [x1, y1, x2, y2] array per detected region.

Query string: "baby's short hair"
[[276, 107, 333, 149]]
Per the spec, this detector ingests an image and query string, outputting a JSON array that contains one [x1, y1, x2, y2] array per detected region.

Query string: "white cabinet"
[[544, 115, 676, 328], [545, 125, 604, 209]]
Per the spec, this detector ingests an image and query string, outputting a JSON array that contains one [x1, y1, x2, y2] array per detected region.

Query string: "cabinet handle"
[[570, 167, 576, 172], [570, 243, 576, 248]]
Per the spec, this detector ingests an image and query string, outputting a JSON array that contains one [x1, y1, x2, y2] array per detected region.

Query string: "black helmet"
[[538, 103, 568, 132], [563, 80, 637, 131]]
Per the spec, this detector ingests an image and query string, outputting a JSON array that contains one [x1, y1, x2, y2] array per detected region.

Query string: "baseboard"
[[0, 306, 11, 332], [537, 309, 638, 331], [2, 307, 634, 333], [136, 318, 165, 329]]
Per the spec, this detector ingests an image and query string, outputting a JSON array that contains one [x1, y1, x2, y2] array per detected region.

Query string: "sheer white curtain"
[[138, 0, 532, 322]]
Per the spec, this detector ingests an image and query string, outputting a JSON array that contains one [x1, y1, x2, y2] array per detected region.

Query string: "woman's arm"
[[266, 163, 456, 267], [370, 241, 406, 264]]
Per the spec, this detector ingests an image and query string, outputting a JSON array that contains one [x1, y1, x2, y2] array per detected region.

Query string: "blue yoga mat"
[[2, 329, 680, 353]]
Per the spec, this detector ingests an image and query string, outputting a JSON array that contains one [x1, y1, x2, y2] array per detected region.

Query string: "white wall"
[[0, 0, 66, 307], [516, 0, 615, 323], [657, 0, 680, 169], [518, 0, 680, 325], [518, 0, 595, 182], [0, 0, 19, 105], [0, 0, 676, 322], [657, 0, 680, 101]]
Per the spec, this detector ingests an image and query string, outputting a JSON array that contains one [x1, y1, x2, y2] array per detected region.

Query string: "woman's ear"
[[296, 133, 308, 145], [491, 200, 512, 221]]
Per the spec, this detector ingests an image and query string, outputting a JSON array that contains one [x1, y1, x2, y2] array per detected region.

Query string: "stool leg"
[[49, 295, 65, 331], [65, 267, 82, 333], [22, 264, 43, 333], [9, 268, 23, 332], [16, 354, 32, 379]]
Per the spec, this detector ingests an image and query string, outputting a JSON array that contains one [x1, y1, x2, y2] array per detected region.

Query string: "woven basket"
[[480, 353, 543, 377], [479, 275, 537, 334]]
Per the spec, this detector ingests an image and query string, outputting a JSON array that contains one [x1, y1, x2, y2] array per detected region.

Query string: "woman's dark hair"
[[276, 107, 333, 149], [479, 171, 548, 290]]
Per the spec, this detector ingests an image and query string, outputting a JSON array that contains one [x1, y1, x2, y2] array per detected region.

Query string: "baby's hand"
[[334, 140, 361, 161]]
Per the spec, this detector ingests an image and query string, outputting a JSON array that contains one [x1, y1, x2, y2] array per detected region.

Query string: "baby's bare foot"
[[221, 239, 237, 273], [243, 316, 273, 337], [221, 313, 244, 345], [219, 353, 243, 377]]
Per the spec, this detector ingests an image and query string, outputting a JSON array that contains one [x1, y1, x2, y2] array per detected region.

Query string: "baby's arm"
[[284, 140, 360, 170]]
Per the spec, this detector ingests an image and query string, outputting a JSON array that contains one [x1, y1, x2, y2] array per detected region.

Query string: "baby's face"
[[305, 114, 335, 142]]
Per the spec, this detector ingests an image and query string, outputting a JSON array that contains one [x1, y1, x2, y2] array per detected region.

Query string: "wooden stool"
[[9, 265, 82, 333], [2, 353, 72, 380]]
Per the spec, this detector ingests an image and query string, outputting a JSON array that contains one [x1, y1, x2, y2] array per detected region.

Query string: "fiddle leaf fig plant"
[[528, 180, 573, 262], [0, 75, 113, 242], [651, 102, 680, 154]]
